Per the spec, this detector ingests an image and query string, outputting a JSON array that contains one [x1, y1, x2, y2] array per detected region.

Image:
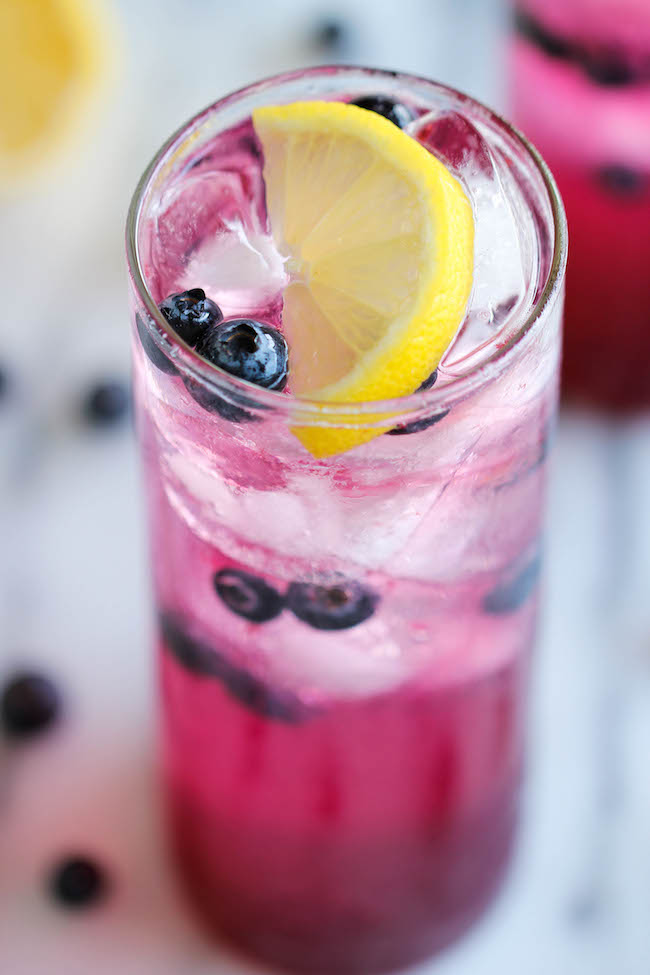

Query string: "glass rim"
[[125, 64, 567, 425]]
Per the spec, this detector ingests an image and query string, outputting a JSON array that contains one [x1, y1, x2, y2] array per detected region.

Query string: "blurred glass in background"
[[508, 0, 650, 410]]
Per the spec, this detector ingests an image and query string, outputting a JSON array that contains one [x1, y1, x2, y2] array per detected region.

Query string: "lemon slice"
[[0, 0, 117, 188], [252, 100, 474, 457]]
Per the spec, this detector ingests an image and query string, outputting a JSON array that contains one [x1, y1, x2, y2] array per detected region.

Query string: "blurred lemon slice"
[[253, 100, 474, 457], [0, 0, 117, 187]]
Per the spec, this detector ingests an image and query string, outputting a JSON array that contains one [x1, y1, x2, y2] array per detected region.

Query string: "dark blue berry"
[[597, 165, 647, 196], [313, 18, 347, 50], [182, 376, 258, 423], [160, 613, 305, 722], [483, 554, 541, 614], [513, 9, 575, 60], [195, 318, 288, 390], [50, 856, 107, 908], [159, 288, 223, 347], [286, 579, 378, 631], [160, 614, 223, 676], [387, 370, 449, 435], [213, 568, 284, 623], [135, 313, 178, 375], [1, 672, 60, 739], [350, 96, 415, 129], [583, 51, 635, 87], [82, 379, 130, 427]]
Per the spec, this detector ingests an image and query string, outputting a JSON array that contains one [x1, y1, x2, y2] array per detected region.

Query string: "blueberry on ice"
[[49, 856, 108, 908], [195, 318, 288, 390], [286, 579, 378, 630], [1, 672, 61, 739], [483, 554, 541, 614], [350, 95, 415, 129], [159, 288, 223, 347], [213, 569, 284, 623]]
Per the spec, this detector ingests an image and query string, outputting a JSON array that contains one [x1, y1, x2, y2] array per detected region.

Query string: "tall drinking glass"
[[509, 0, 650, 409], [126, 67, 566, 974]]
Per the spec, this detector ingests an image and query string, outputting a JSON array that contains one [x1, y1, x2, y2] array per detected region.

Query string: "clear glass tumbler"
[[126, 66, 566, 974], [509, 0, 650, 409]]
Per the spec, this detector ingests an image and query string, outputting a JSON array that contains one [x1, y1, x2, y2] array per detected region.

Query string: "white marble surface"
[[2, 1, 650, 973]]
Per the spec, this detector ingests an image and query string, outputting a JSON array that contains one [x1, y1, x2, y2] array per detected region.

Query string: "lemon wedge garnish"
[[252, 100, 474, 457], [0, 0, 117, 187]]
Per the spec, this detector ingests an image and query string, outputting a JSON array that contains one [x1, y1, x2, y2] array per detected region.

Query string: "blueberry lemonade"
[[509, 0, 650, 409], [126, 68, 566, 974]]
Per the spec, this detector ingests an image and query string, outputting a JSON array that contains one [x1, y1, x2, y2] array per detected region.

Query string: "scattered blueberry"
[[135, 313, 178, 375], [483, 554, 541, 614], [50, 856, 107, 908], [195, 318, 288, 390], [160, 613, 306, 722], [286, 579, 378, 630], [350, 95, 415, 129], [1, 672, 60, 739], [386, 370, 449, 435], [313, 18, 348, 50], [513, 9, 575, 60], [82, 379, 130, 427], [159, 288, 223, 348], [596, 165, 648, 196], [213, 568, 284, 623]]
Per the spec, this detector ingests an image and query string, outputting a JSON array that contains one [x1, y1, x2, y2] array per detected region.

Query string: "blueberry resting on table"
[[1, 672, 61, 739], [82, 379, 130, 427], [49, 856, 108, 908]]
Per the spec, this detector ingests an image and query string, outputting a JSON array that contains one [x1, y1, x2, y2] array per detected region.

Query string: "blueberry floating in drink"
[[387, 369, 450, 435], [351, 95, 415, 129], [597, 165, 647, 196], [185, 317, 288, 420], [160, 613, 305, 722], [483, 554, 541, 615], [135, 313, 178, 375], [286, 579, 378, 630], [160, 613, 223, 676], [49, 856, 108, 908], [1, 672, 61, 739], [213, 568, 284, 623]]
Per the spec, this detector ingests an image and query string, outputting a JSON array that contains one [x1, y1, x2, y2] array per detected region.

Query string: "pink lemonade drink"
[[509, 0, 650, 410], [126, 68, 566, 973]]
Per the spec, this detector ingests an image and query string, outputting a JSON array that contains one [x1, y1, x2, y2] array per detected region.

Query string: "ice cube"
[[411, 111, 531, 373]]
